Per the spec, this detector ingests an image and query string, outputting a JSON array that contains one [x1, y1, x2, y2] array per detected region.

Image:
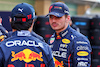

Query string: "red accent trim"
[[22, 18, 26, 22], [8, 64, 15, 67], [28, 64, 35, 67], [40, 64, 45, 67], [68, 54, 71, 67], [49, 6, 53, 12], [27, 14, 32, 19], [25, 63, 27, 67], [56, 33, 61, 39]]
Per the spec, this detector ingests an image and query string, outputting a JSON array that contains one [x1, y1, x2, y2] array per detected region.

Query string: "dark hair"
[[11, 14, 33, 31], [65, 15, 68, 18]]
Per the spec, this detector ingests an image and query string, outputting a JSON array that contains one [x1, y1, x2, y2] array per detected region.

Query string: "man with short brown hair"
[[47, 2, 91, 67]]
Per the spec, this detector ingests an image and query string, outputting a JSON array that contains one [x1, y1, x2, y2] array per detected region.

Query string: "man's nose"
[[52, 17, 56, 22]]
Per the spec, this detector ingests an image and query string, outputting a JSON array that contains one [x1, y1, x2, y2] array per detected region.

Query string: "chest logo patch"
[[62, 39, 70, 44], [50, 38, 55, 44]]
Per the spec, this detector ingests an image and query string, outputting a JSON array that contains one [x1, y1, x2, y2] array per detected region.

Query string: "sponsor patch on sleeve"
[[77, 51, 89, 56]]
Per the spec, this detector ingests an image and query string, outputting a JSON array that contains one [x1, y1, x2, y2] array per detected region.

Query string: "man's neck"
[[56, 24, 68, 34], [12, 29, 17, 32], [12, 29, 32, 32]]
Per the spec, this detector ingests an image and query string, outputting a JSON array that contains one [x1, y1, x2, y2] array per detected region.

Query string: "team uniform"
[[0, 30, 55, 67], [48, 25, 92, 67]]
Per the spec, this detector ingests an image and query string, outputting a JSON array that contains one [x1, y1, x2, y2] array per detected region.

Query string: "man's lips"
[[52, 23, 58, 27]]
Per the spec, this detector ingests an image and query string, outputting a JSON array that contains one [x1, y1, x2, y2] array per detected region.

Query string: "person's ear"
[[0, 17, 2, 23], [32, 19, 34, 23], [28, 19, 34, 32], [9, 17, 12, 23], [67, 15, 70, 21]]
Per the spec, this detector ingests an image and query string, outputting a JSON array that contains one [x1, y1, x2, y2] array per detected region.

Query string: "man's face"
[[49, 15, 69, 33]]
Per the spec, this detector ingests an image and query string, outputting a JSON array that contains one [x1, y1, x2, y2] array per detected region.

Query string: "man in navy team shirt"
[[0, 3, 54, 67]]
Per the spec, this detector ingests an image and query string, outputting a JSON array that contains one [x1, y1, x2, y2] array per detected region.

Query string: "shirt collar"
[[55, 25, 70, 39], [12, 30, 31, 36]]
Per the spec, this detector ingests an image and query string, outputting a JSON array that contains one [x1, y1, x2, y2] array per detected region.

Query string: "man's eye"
[[56, 17, 61, 18], [49, 15, 61, 19], [50, 16, 53, 18]]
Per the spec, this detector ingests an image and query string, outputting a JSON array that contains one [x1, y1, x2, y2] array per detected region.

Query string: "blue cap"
[[46, 2, 69, 17], [11, 3, 35, 22]]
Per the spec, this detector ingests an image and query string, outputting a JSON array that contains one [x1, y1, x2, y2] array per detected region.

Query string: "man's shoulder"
[[0, 35, 50, 50], [68, 28, 88, 41], [31, 31, 44, 42]]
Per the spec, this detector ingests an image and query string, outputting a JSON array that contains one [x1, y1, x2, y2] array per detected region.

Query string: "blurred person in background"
[[46, 2, 92, 67], [0, 3, 54, 67], [69, 19, 80, 32], [0, 17, 8, 42]]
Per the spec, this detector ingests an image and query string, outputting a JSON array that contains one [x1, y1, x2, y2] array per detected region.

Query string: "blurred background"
[[0, 0, 100, 67]]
